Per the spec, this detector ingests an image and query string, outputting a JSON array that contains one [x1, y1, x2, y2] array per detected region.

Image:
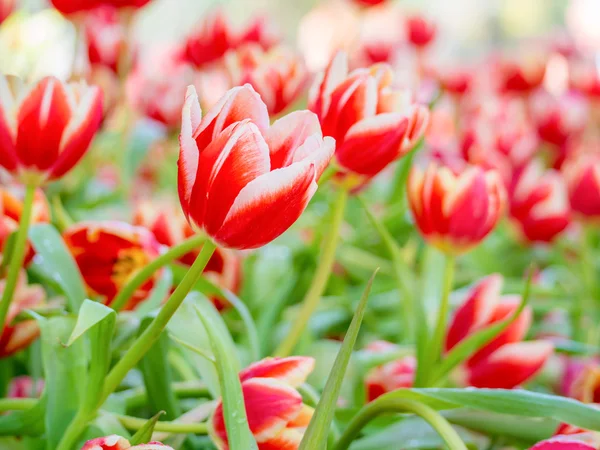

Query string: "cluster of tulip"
[[0, 0, 600, 449]]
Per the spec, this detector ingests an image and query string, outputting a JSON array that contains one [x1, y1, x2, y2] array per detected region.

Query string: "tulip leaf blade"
[[194, 302, 258, 450], [299, 270, 378, 450], [129, 411, 165, 445], [29, 224, 86, 312]]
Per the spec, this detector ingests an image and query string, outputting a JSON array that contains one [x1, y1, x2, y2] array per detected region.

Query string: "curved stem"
[[0, 397, 37, 412], [111, 234, 206, 312], [334, 396, 467, 450], [116, 414, 209, 434], [419, 254, 455, 386], [0, 184, 35, 333], [274, 187, 348, 357]]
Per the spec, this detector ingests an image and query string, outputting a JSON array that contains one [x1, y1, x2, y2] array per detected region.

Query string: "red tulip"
[[51, 0, 151, 14], [0, 271, 46, 358], [183, 9, 279, 69], [561, 357, 600, 403], [364, 341, 415, 401], [178, 85, 334, 250], [63, 221, 161, 310], [570, 60, 600, 99], [84, 6, 129, 74], [352, 0, 388, 6], [7, 376, 44, 398], [134, 200, 242, 309], [437, 66, 473, 97], [530, 438, 596, 450], [0, 0, 14, 24], [406, 15, 437, 49], [225, 44, 308, 115], [81, 436, 173, 450], [553, 422, 600, 449], [531, 93, 588, 148], [211, 357, 315, 450], [445, 274, 553, 388], [0, 185, 50, 266], [126, 60, 197, 129], [408, 162, 506, 255], [0, 75, 103, 185], [309, 52, 428, 182], [564, 153, 600, 219], [509, 161, 571, 243], [496, 54, 547, 94]]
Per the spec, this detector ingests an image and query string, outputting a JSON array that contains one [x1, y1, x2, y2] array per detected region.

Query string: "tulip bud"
[[445, 274, 553, 388], [309, 52, 428, 184], [531, 92, 588, 148], [178, 84, 334, 250], [363, 341, 416, 401], [408, 162, 506, 255], [564, 153, 600, 219], [509, 161, 571, 243], [0, 75, 103, 185], [80, 436, 173, 450], [496, 53, 547, 94], [405, 15, 437, 49], [0, 271, 46, 358], [210, 357, 315, 450], [63, 221, 161, 310]]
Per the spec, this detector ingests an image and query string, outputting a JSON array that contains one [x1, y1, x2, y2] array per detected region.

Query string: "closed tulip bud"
[[531, 93, 588, 148], [309, 52, 428, 183], [0, 271, 46, 358], [211, 357, 315, 450], [445, 274, 553, 388], [178, 84, 334, 250], [363, 341, 415, 401], [530, 438, 596, 450], [564, 153, 600, 219], [509, 161, 571, 243], [0, 0, 14, 25], [84, 6, 130, 74], [0, 185, 50, 266], [134, 200, 242, 309], [225, 44, 308, 115], [0, 75, 103, 185], [63, 221, 161, 310], [406, 15, 437, 49], [408, 162, 506, 255], [7, 376, 44, 398]]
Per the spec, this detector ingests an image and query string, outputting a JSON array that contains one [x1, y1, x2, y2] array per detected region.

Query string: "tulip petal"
[[445, 274, 503, 351], [215, 159, 318, 249], [468, 340, 553, 388], [49, 85, 103, 180], [195, 84, 269, 152], [189, 120, 270, 235], [531, 437, 596, 450], [335, 112, 408, 177], [240, 357, 315, 387], [0, 75, 19, 173], [178, 86, 203, 217], [266, 111, 322, 170], [15, 77, 72, 173], [261, 429, 304, 450], [212, 378, 303, 444], [80, 435, 131, 450], [290, 135, 335, 180], [308, 51, 348, 118]]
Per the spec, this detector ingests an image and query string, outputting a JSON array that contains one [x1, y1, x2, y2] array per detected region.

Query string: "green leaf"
[[138, 315, 181, 420], [29, 224, 86, 312], [38, 316, 87, 449], [194, 303, 257, 450], [299, 270, 377, 450], [0, 231, 17, 271], [129, 412, 165, 445], [0, 397, 46, 437], [65, 299, 114, 347], [387, 388, 600, 431]]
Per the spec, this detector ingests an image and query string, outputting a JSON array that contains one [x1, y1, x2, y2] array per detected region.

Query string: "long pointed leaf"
[[299, 270, 378, 450]]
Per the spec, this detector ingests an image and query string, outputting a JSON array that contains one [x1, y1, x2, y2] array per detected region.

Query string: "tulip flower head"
[[509, 161, 571, 243], [0, 75, 103, 186], [0, 0, 14, 25], [63, 221, 161, 310], [309, 51, 428, 185], [0, 271, 46, 358], [0, 185, 49, 266], [210, 356, 315, 450], [408, 161, 506, 255], [85, 5, 130, 74], [225, 43, 309, 115], [7, 375, 44, 398], [445, 274, 553, 388], [531, 93, 588, 148], [570, 60, 600, 100], [405, 15, 437, 50], [363, 341, 415, 401], [81, 436, 173, 450], [497, 52, 547, 95], [178, 84, 334, 250], [564, 153, 600, 220], [51, 0, 152, 15]]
